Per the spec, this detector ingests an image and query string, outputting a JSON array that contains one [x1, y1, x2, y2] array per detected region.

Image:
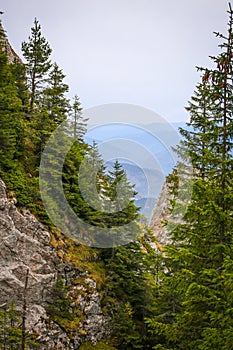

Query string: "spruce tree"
[[0, 303, 38, 349], [77, 141, 108, 214], [0, 38, 23, 171], [146, 5, 233, 349], [89, 141, 108, 195], [0, 304, 22, 349], [41, 62, 70, 126], [102, 228, 159, 349], [10, 58, 29, 111], [34, 62, 70, 157], [105, 160, 139, 225], [69, 95, 88, 141], [22, 18, 52, 112]]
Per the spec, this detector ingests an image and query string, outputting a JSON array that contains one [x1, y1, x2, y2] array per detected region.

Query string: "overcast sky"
[[0, 0, 230, 122]]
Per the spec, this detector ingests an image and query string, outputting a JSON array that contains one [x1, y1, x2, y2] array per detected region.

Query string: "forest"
[[0, 4, 232, 350]]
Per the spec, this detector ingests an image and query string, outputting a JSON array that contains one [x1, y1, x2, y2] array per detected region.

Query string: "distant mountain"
[[84, 122, 188, 219], [106, 160, 164, 220]]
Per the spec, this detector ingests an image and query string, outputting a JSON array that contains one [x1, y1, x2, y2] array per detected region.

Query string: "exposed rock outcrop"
[[0, 19, 22, 63], [0, 179, 109, 349], [149, 181, 171, 247], [150, 165, 193, 247], [0, 19, 110, 347]]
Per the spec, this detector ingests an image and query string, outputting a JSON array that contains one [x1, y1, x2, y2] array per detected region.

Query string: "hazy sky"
[[0, 0, 230, 121]]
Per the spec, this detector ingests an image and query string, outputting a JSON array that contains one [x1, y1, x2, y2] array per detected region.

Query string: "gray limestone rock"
[[149, 181, 172, 247], [0, 179, 110, 348], [0, 20, 22, 64]]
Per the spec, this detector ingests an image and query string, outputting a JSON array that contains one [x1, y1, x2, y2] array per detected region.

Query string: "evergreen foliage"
[[0, 42, 22, 170], [1, 6, 232, 349], [146, 5, 233, 349], [34, 62, 70, 159], [0, 304, 38, 349], [10, 58, 29, 110], [0, 14, 155, 348], [69, 95, 88, 141], [22, 18, 52, 112], [47, 276, 75, 322]]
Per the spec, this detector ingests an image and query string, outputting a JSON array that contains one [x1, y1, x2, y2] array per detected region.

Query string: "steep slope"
[[0, 19, 161, 349], [0, 178, 109, 349], [149, 180, 171, 247]]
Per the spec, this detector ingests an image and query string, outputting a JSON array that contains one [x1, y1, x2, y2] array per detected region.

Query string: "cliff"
[[0, 22, 110, 348], [0, 19, 167, 348], [0, 178, 109, 349], [150, 166, 192, 247], [149, 181, 171, 247], [0, 20, 22, 64]]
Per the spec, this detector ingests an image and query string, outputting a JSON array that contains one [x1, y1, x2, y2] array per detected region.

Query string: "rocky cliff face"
[[149, 181, 172, 247], [0, 20, 22, 63], [150, 166, 192, 247], [0, 179, 109, 349]]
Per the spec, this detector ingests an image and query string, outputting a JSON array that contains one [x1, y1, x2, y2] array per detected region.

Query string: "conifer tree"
[[146, 5, 233, 349], [41, 62, 70, 126], [34, 62, 70, 157], [22, 18, 52, 112], [69, 95, 88, 141], [102, 229, 159, 349], [0, 303, 38, 349], [89, 141, 107, 190], [105, 160, 139, 225], [0, 304, 22, 349], [11, 58, 29, 111], [0, 38, 23, 171], [77, 141, 108, 213]]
